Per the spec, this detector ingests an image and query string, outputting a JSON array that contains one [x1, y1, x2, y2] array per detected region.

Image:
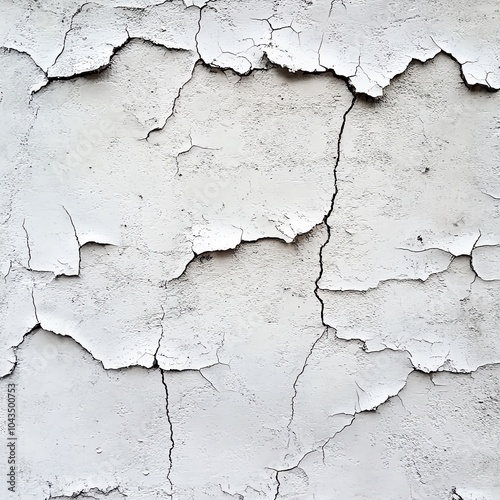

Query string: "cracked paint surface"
[[1, 1, 500, 499]]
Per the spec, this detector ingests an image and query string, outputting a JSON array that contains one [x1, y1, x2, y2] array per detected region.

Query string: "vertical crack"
[[286, 96, 356, 435], [50, 3, 90, 70], [273, 470, 281, 500], [3, 260, 12, 283], [287, 328, 328, 430], [468, 230, 482, 286], [314, 95, 356, 324], [195, 3, 203, 57], [160, 369, 175, 496], [22, 219, 32, 270], [153, 307, 175, 495], [62, 205, 81, 274], [31, 288, 39, 324], [153, 305, 166, 367], [193, 0, 218, 58]]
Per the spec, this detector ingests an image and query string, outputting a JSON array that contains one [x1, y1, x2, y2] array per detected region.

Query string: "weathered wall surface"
[[0, 1, 499, 499]]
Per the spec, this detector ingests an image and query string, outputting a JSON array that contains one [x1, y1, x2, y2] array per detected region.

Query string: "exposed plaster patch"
[[197, 0, 500, 95], [6, 0, 500, 96], [47, 486, 127, 499], [471, 243, 500, 281], [321, 256, 500, 372]]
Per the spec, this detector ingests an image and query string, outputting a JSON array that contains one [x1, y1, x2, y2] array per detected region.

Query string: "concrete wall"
[[1, 1, 499, 499]]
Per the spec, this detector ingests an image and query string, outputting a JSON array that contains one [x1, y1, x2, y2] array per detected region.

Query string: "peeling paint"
[[1, 1, 500, 498]]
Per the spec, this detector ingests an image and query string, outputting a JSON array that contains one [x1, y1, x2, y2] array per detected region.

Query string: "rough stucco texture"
[[0, 1, 500, 499]]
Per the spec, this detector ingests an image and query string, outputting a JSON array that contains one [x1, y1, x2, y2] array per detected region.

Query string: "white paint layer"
[[1, 2, 499, 499]]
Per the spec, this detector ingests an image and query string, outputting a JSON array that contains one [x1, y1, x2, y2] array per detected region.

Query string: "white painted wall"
[[1, 1, 499, 499]]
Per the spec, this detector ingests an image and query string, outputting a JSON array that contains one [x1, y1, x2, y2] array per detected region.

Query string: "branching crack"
[[283, 96, 357, 438], [174, 134, 220, 175], [329, 0, 346, 18], [272, 367, 417, 497], [251, 17, 302, 45], [193, 0, 218, 57], [287, 327, 328, 430], [268, 97, 358, 497], [395, 229, 498, 286], [33, 35, 193, 97], [155, 324, 227, 393]]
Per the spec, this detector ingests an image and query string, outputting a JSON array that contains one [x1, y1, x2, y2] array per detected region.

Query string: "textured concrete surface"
[[0, 1, 499, 499]]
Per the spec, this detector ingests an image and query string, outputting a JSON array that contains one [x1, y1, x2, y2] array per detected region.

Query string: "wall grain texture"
[[0, 1, 499, 499]]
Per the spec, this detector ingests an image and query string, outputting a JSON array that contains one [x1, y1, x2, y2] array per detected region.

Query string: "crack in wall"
[[283, 95, 357, 432], [271, 360, 454, 499], [429, 36, 498, 91], [160, 370, 175, 496], [3, 6, 500, 497], [287, 327, 327, 431], [46, 485, 127, 499], [171, 228, 322, 284], [50, 2, 91, 71], [143, 60, 198, 142], [22, 219, 33, 270], [2, 260, 12, 282], [32, 36, 194, 97], [313, 94, 357, 322], [61, 205, 81, 274], [173, 136, 220, 176], [5, 1, 500, 98]]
